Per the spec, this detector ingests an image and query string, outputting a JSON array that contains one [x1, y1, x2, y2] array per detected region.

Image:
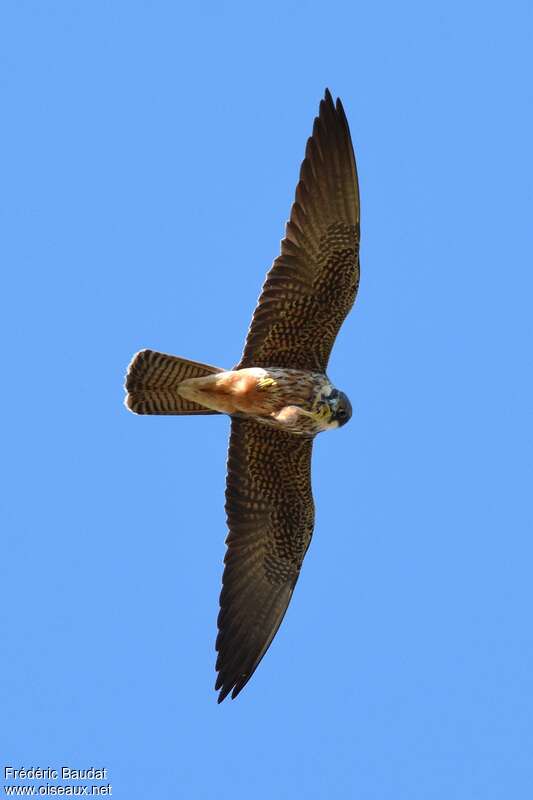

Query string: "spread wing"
[[215, 418, 315, 702], [237, 89, 360, 372]]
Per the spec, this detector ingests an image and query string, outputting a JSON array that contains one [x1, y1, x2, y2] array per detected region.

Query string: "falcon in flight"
[[125, 89, 360, 702]]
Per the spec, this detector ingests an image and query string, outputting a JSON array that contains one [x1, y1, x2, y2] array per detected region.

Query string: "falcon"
[[124, 89, 360, 702]]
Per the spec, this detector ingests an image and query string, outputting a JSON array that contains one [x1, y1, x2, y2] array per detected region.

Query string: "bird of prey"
[[124, 89, 360, 702]]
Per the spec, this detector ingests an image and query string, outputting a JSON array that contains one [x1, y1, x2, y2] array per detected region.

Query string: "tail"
[[124, 349, 224, 415]]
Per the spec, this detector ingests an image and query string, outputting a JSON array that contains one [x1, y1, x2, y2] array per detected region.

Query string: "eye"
[[337, 408, 346, 419]]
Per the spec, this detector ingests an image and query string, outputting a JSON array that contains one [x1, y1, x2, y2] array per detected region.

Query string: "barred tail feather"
[[125, 349, 224, 415]]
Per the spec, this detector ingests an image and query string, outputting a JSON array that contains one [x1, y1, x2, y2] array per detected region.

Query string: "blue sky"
[[1, 1, 532, 797]]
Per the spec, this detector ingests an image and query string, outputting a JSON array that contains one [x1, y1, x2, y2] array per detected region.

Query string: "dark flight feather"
[[216, 418, 314, 701], [237, 89, 360, 372]]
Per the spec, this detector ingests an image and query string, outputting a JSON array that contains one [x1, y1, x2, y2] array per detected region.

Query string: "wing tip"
[[215, 675, 250, 704], [320, 88, 350, 131], [216, 683, 232, 704]]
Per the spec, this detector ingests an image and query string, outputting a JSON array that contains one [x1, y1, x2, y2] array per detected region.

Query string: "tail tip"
[[124, 392, 138, 414], [124, 349, 148, 413]]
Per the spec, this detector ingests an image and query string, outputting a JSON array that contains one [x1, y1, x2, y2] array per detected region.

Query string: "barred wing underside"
[[237, 89, 360, 373], [216, 418, 315, 701]]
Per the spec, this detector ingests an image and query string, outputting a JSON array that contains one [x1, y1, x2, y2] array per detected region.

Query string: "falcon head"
[[327, 388, 352, 428]]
